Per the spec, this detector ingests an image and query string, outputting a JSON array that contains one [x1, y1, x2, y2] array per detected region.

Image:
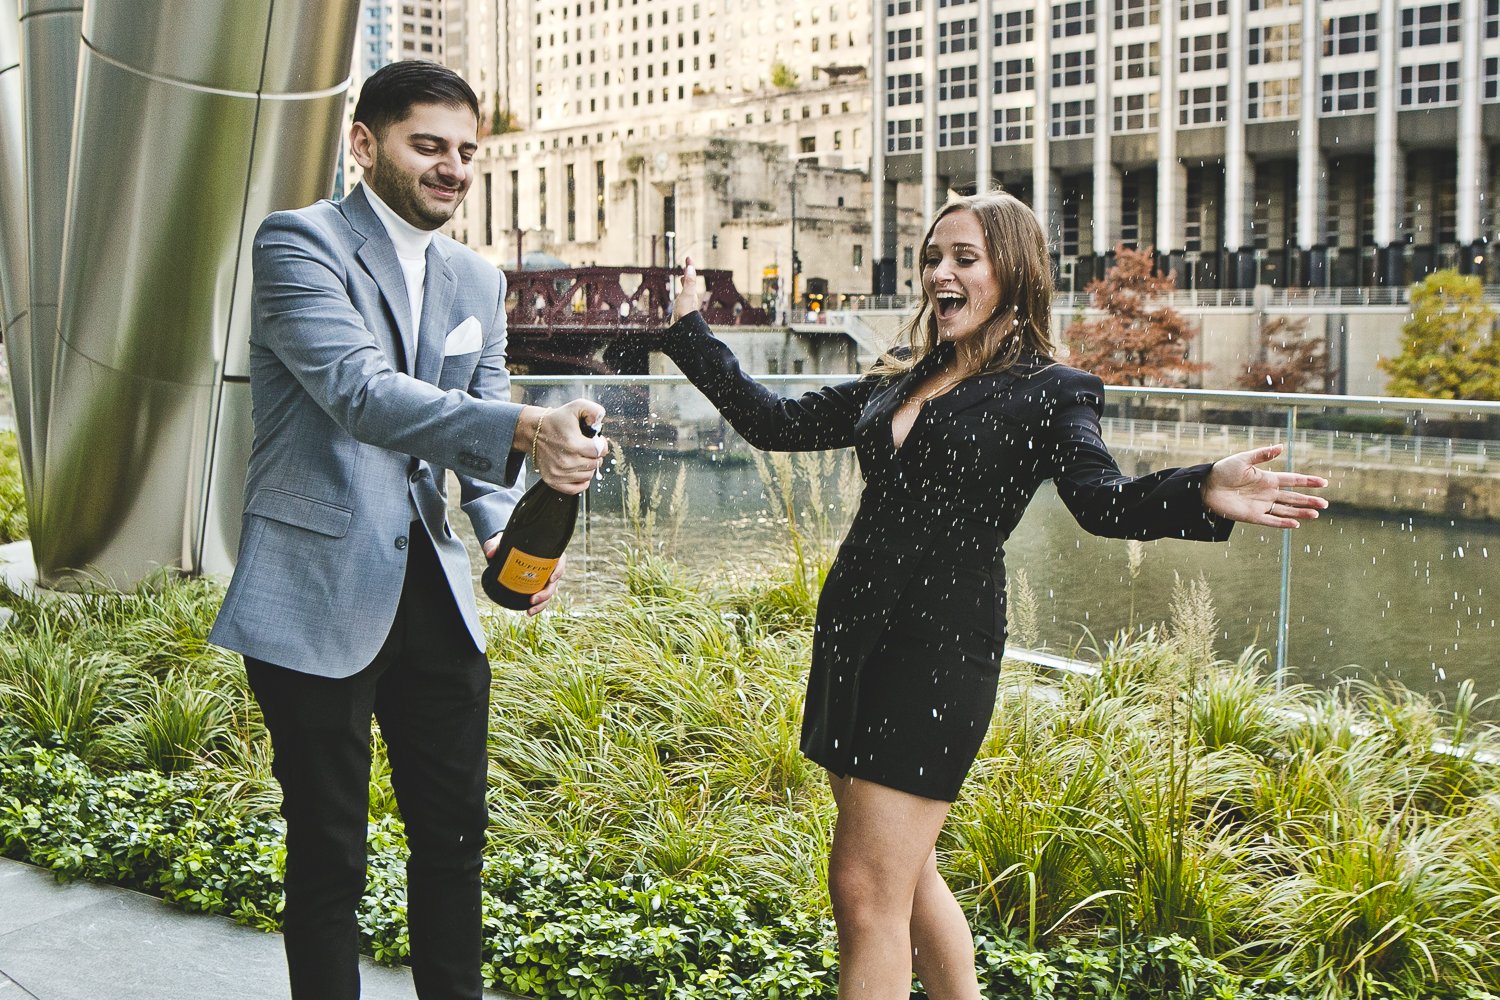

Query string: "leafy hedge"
[[0, 430, 26, 543], [0, 727, 1367, 1000]]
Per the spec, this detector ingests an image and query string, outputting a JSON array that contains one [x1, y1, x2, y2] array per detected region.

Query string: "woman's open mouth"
[[934, 293, 966, 320]]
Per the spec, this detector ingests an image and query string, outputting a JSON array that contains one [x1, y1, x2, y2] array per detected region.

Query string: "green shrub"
[[5, 570, 1500, 999], [0, 430, 26, 543]]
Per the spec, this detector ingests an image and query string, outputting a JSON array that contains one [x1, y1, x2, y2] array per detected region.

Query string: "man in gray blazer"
[[209, 61, 604, 1000]]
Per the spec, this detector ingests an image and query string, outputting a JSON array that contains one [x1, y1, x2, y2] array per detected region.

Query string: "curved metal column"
[[35, 0, 358, 586], [0, 1, 32, 484], [16, 0, 80, 513]]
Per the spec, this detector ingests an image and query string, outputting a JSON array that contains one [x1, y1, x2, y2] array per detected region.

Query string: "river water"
[[463, 451, 1500, 708]]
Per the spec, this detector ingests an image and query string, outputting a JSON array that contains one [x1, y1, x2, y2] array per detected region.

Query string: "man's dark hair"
[[353, 60, 481, 137]]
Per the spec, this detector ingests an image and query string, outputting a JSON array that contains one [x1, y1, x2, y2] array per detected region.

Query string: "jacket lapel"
[[343, 187, 417, 375], [414, 242, 456, 385]]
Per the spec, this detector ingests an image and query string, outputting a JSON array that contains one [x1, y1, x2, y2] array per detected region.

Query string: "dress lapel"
[[344, 187, 417, 375], [414, 242, 456, 385]]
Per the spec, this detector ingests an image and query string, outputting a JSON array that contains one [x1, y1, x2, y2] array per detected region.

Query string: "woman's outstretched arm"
[[658, 262, 873, 451]]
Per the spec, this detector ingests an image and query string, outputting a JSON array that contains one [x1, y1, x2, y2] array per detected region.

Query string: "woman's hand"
[[1203, 444, 1329, 528], [670, 257, 703, 323]]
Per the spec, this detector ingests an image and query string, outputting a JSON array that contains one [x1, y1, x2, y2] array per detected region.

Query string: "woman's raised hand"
[[1203, 444, 1330, 528], [671, 256, 704, 322]]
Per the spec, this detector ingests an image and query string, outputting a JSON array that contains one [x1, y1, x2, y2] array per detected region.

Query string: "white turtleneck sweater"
[[362, 184, 435, 338]]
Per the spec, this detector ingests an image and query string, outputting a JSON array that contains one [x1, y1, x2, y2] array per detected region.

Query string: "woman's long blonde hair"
[[870, 192, 1056, 380]]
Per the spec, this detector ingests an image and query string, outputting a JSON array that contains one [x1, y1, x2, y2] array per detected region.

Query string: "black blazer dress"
[[662, 313, 1234, 800]]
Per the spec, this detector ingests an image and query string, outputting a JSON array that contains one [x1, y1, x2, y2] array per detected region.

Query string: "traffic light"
[[792, 252, 802, 274]]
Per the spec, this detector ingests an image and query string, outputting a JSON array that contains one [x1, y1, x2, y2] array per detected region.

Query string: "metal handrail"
[[514, 374, 1500, 417]]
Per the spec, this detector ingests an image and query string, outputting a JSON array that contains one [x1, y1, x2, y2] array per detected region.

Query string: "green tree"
[[1064, 245, 1207, 387], [1380, 270, 1500, 400], [770, 61, 799, 90]]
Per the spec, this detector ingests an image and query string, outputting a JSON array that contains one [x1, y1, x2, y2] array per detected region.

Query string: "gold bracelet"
[[529, 413, 545, 470]]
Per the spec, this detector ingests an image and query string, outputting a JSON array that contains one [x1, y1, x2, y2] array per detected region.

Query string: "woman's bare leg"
[[826, 774, 954, 999], [909, 850, 982, 999]]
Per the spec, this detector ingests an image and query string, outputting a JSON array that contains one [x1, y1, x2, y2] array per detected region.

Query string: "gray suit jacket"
[[209, 185, 524, 677]]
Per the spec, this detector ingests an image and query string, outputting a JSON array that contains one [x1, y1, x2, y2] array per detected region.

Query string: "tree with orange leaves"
[[1063, 245, 1206, 387], [1236, 314, 1335, 393]]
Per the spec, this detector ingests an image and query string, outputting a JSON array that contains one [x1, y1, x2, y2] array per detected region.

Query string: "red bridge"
[[503, 265, 771, 374]]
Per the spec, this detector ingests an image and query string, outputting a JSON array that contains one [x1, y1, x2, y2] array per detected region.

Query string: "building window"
[[1400, 61, 1460, 106], [1486, 56, 1500, 100], [483, 173, 493, 246], [1248, 23, 1300, 65], [1113, 41, 1159, 80], [903, 246, 915, 269], [938, 111, 978, 148], [1319, 69, 1377, 113], [538, 168, 547, 229], [509, 170, 519, 229], [886, 117, 924, 152], [1050, 0, 1095, 38], [1184, 170, 1207, 251], [1247, 77, 1299, 119], [938, 16, 977, 53], [1050, 98, 1095, 137], [1121, 174, 1143, 246], [1178, 0, 1226, 17], [565, 164, 576, 242], [887, 72, 924, 107], [833, 130, 844, 149], [853, 244, 864, 268], [1113, 0, 1158, 30], [1177, 84, 1227, 125], [595, 160, 606, 235], [886, 26, 923, 62], [939, 64, 979, 100], [800, 135, 817, 153], [994, 8, 1034, 45], [1060, 179, 1084, 255], [1178, 33, 1228, 73], [1400, 3, 1460, 47], [994, 104, 1034, 141], [994, 58, 1035, 93], [887, 0, 924, 14], [1051, 49, 1096, 87], [1322, 13, 1378, 57], [1111, 91, 1159, 131]]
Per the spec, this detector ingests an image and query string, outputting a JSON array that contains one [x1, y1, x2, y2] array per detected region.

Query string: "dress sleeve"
[[1041, 369, 1234, 542], [659, 311, 874, 451]]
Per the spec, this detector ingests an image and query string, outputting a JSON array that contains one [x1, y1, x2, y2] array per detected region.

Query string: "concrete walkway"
[[0, 542, 515, 999], [0, 857, 433, 1000]]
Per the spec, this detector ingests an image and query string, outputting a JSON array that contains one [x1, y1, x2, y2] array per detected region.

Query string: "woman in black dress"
[[660, 192, 1328, 999]]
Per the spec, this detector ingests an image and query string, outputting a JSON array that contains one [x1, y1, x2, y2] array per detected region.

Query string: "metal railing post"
[[1276, 405, 1298, 690]]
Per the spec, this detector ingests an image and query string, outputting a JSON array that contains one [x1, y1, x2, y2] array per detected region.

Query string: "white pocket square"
[[443, 316, 483, 356]]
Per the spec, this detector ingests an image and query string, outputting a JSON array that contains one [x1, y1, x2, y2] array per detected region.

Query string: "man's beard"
[[369, 149, 459, 230]]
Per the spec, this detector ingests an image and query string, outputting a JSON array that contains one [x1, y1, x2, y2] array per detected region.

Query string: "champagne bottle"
[[481, 418, 599, 610]]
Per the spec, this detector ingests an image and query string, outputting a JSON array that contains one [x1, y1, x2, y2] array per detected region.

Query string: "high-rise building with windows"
[[442, 1, 917, 314], [873, 0, 1500, 291]]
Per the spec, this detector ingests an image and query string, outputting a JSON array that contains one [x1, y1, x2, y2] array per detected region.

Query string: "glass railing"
[[476, 377, 1500, 709]]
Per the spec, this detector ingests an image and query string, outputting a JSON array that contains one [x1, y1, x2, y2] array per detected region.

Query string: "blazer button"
[[394, 535, 408, 549]]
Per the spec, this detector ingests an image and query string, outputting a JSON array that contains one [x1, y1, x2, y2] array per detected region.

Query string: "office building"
[[873, 0, 1500, 290]]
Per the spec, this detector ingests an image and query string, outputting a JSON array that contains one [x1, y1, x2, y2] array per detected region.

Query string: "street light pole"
[[789, 162, 799, 319]]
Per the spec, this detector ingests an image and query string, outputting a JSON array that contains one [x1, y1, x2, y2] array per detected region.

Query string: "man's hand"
[[1203, 444, 1330, 528], [481, 539, 567, 616], [670, 257, 703, 323], [526, 399, 608, 494]]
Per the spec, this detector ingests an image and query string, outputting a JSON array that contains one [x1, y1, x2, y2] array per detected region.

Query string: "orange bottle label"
[[497, 550, 559, 594]]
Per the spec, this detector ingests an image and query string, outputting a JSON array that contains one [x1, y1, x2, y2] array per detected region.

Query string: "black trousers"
[[246, 525, 491, 1000]]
